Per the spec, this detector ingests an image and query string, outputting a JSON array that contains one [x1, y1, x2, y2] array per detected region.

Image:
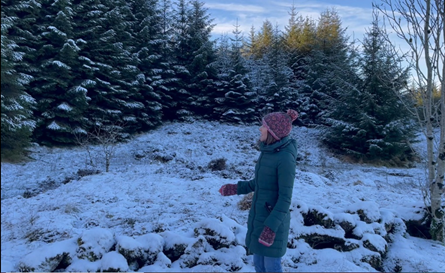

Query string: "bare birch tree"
[[75, 124, 123, 172], [375, 0, 444, 242]]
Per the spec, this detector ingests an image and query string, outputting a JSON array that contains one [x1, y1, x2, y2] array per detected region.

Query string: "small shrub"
[[23, 189, 36, 199], [77, 168, 101, 177], [124, 218, 137, 228], [208, 158, 227, 171], [237, 192, 254, 210], [153, 153, 175, 163], [38, 177, 58, 192]]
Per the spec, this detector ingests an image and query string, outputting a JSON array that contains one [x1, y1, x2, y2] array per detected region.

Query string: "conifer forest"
[[0, 0, 435, 163]]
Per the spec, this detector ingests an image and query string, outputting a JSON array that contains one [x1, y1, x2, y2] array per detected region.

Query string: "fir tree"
[[242, 25, 258, 59], [157, 0, 181, 121], [227, 21, 256, 123], [73, 0, 145, 138], [283, 4, 303, 69], [1, 10, 36, 158], [267, 24, 297, 112], [322, 17, 417, 163], [29, 0, 89, 145], [298, 8, 356, 125], [252, 20, 273, 60], [170, 0, 217, 120], [214, 26, 256, 124], [1, 0, 41, 85], [214, 34, 233, 118], [170, 0, 194, 120], [230, 20, 249, 77], [283, 5, 316, 83], [254, 23, 296, 115], [129, 0, 164, 130], [185, 0, 217, 119]]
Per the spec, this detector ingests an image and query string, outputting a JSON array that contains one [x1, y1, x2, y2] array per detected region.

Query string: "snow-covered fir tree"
[[246, 58, 274, 115], [1, 0, 41, 85], [213, 24, 256, 124], [264, 24, 298, 113], [227, 22, 256, 124], [1, 10, 36, 157], [73, 0, 145, 138], [214, 34, 233, 118], [250, 21, 296, 115], [322, 17, 418, 163], [156, 0, 182, 121], [283, 4, 305, 75], [283, 6, 316, 122], [169, 0, 218, 121], [29, 0, 89, 145], [183, 0, 218, 119], [298, 9, 356, 125], [246, 21, 274, 115], [128, 0, 164, 130], [169, 0, 194, 121]]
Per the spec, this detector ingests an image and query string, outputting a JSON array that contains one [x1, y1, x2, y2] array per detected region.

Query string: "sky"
[[1, 120, 444, 272], [204, 0, 380, 41], [204, 0, 437, 88]]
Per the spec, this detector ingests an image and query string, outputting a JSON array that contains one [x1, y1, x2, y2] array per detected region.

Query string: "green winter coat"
[[237, 136, 297, 258]]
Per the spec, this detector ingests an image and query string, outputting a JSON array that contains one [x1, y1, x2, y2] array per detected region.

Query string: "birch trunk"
[[432, 0, 445, 241], [377, 0, 444, 242]]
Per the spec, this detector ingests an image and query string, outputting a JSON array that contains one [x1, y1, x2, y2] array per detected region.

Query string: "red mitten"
[[219, 184, 237, 196], [258, 226, 276, 247]]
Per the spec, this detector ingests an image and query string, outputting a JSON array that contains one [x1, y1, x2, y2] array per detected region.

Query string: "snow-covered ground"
[[1, 121, 444, 272]]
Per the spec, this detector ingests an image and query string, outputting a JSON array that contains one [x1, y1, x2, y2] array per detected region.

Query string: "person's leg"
[[253, 254, 265, 272], [264, 256, 282, 272]]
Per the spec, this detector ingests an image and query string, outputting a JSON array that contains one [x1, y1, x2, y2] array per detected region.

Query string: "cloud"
[[212, 23, 240, 36], [207, 0, 377, 42], [274, 1, 373, 27], [204, 3, 267, 13]]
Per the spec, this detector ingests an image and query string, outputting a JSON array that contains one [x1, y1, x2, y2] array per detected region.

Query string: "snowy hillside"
[[1, 121, 444, 272]]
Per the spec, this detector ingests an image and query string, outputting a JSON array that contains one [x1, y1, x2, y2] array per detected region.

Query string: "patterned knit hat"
[[262, 109, 299, 140]]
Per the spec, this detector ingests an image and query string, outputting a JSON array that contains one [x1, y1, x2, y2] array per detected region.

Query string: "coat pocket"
[[265, 202, 273, 213]]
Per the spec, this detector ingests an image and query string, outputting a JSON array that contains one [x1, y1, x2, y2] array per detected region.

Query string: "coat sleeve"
[[263, 153, 296, 232], [237, 178, 255, 195]]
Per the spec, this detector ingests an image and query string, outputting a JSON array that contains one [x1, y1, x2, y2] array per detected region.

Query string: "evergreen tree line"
[[1, 0, 418, 163]]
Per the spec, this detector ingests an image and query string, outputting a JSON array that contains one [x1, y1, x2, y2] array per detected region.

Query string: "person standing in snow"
[[219, 109, 298, 273]]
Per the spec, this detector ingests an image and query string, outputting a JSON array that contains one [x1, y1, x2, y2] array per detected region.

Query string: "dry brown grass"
[[237, 192, 254, 210]]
